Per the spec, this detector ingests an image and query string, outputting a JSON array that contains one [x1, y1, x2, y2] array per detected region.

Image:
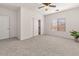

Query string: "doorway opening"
[[38, 20, 41, 35], [33, 19, 41, 36]]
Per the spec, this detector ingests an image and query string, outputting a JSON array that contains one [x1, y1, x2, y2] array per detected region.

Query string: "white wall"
[[19, 7, 44, 40], [20, 7, 33, 40], [16, 8, 21, 39], [0, 7, 17, 38], [44, 7, 79, 39], [0, 5, 44, 40]]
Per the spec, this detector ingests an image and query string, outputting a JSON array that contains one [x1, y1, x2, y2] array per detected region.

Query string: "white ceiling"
[[0, 3, 79, 15]]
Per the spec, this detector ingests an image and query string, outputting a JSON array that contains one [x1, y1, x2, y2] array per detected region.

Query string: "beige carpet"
[[0, 35, 79, 56]]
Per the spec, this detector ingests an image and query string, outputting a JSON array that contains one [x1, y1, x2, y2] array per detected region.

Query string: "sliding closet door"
[[0, 16, 9, 40]]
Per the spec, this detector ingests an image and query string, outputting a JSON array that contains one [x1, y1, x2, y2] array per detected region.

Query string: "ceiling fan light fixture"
[[45, 8, 48, 11], [44, 6, 49, 11], [38, 3, 56, 11], [56, 9, 59, 11]]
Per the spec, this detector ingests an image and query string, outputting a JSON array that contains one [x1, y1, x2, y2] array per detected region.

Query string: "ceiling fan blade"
[[49, 5, 56, 7], [42, 3, 51, 6], [38, 6, 45, 9]]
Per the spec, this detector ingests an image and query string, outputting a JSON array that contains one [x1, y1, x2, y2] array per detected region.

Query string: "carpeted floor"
[[0, 35, 79, 56]]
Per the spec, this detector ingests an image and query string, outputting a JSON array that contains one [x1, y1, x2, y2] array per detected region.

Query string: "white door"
[[0, 16, 9, 39], [33, 19, 38, 36]]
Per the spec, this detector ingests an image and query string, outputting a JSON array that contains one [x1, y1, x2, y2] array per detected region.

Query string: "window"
[[49, 18, 65, 31], [52, 19, 58, 31], [57, 18, 65, 31]]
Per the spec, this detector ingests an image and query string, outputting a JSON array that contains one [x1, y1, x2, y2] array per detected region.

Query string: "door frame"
[[33, 18, 41, 36]]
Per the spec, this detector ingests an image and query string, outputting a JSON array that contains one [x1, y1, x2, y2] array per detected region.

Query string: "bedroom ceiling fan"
[[38, 3, 56, 11]]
